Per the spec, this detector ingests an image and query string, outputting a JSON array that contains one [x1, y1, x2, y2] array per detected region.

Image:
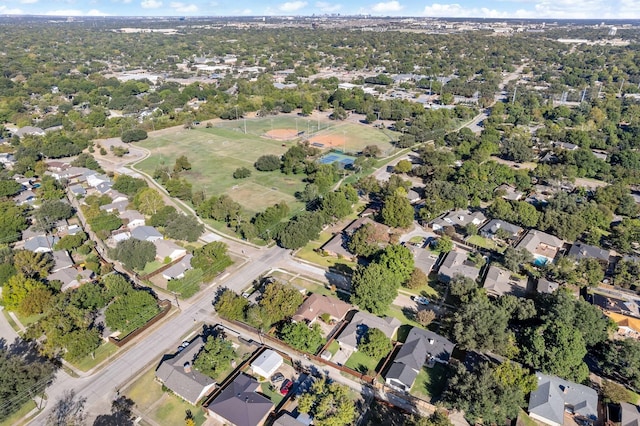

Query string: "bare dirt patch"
[[265, 128, 300, 140], [309, 133, 346, 148]]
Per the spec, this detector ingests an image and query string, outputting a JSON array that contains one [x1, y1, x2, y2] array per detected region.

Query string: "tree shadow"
[[93, 396, 135, 426]]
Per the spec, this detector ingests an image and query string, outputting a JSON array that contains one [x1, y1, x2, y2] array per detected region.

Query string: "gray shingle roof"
[[568, 242, 610, 263], [131, 226, 163, 241], [207, 373, 273, 426], [483, 265, 528, 297], [528, 373, 598, 426], [337, 311, 400, 350], [438, 250, 480, 283], [155, 336, 215, 405], [621, 402, 640, 426], [385, 327, 454, 389], [24, 236, 59, 252], [480, 219, 523, 238]]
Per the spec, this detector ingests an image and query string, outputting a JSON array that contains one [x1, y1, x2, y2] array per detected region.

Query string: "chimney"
[[428, 338, 434, 344], [183, 362, 191, 373]]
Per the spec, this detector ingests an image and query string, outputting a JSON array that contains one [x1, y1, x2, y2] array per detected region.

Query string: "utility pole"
[[512, 85, 517, 104], [243, 117, 247, 134]]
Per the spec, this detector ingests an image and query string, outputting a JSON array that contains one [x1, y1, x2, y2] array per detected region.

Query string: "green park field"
[[134, 115, 396, 214]]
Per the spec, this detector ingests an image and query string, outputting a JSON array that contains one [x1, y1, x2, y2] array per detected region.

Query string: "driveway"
[[0, 307, 19, 346]]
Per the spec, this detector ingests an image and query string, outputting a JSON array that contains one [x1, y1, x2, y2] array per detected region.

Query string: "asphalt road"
[[30, 245, 290, 424]]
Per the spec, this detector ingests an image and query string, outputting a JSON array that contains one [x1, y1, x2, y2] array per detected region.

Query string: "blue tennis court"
[[318, 152, 356, 168]]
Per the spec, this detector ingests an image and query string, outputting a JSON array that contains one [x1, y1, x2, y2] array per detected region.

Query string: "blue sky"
[[0, 0, 638, 19]]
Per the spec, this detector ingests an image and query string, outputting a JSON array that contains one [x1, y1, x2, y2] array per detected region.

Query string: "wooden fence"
[[108, 299, 172, 347]]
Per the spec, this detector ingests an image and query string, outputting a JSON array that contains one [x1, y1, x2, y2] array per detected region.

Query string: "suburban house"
[[516, 230, 564, 265], [153, 239, 187, 262], [407, 244, 438, 276], [430, 209, 486, 234], [620, 402, 640, 426], [437, 250, 481, 283], [537, 277, 560, 294], [482, 265, 529, 298], [528, 373, 598, 426], [495, 184, 524, 201], [590, 293, 640, 317], [205, 373, 274, 426], [106, 190, 129, 203], [250, 349, 283, 379], [604, 312, 640, 339], [292, 294, 353, 325], [119, 210, 145, 229], [24, 236, 59, 253], [69, 184, 86, 197], [320, 217, 391, 261], [86, 173, 111, 188], [554, 141, 580, 151], [14, 126, 45, 137], [0, 153, 15, 167], [156, 336, 215, 405], [131, 226, 163, 242], [14, 189, 37, 206], [99, 200, 129, 214], [162, 254, 194, 280], [406, 189, 421, 204], [336, 311, 401, 352], [567, 242, 611, 266], [385, 328, 455, 393], [273, 412, 309, 426], [480, 219, 524, 242], [51, 250, 74, 273], [47, 267, 94, 291]]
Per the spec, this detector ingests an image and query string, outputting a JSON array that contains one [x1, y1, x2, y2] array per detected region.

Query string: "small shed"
[[250, 349, 283, 379]]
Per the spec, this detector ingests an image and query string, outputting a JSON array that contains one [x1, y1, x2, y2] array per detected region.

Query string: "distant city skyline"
[[0, 0, 639, 20]]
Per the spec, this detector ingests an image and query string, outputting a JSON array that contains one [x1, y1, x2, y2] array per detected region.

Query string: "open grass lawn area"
[[0, 400, 36, 426], [14, 312, 43, 328], [410, 363, 448, 401], [140, 260, 163, 275], [466, 235, 506, 253], [516, 409, 540, 426], [385, 304, 422, 329], [260, 383, 285, 406], [345, 350, 384, 375], [70, 342, 118, 372], [327, 340, 340, 356], [136, 123, 307, 214], [310, 121, 396, 155], [124, 368, 206, 426], [295, 231, 357, 270]]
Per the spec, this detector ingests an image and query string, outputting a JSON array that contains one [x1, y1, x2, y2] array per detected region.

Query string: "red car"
[[279, 379, 293, 395]]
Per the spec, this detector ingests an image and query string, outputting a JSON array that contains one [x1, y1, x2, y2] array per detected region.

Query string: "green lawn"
[[385, 304, 422, 329], [345, 350, 384, 375], [0, 400, 36, 426], [466, 235, 506, 253], [410, 363, 448, 401], [260, 383, 285, 406], [295, 231, 357, 270], [140, 260, 163, 275], [516, 409, 540, 426], [125, 368, 206, 425], [327, 340, 340, 356], [70, 342, 118, 372], [135, 123, 307, 214], [14, 312, 43, 328]]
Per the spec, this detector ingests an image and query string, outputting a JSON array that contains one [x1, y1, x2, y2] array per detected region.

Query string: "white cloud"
[[315, 1, 342, 12], [43, 9, 110, 15], [239, 8, 252, 14], [0, 6, 24, 13], [371, 0, 403, 12], [170, 1, 198, 12], [278, 1, 307, 11], [420, 0, 640, 19], [19, 0, 38, 4], [141, 0, 162, 8]]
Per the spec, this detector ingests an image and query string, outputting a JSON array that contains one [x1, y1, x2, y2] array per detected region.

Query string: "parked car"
[[280, 379, 293, 395], [271, 373, 285, 383], [413, 296, 430, 306]]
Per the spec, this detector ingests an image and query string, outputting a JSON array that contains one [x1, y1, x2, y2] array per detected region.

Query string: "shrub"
[[254, 155, 281, 171]]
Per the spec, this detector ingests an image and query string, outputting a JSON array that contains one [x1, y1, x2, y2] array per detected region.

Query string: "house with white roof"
[[153, 239, 187, 262], [250, 349, 283, 379]]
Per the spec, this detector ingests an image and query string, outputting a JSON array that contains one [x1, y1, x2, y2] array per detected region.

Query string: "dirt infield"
[[309, 134, 346, 148], [265, 128, 299, 140]]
